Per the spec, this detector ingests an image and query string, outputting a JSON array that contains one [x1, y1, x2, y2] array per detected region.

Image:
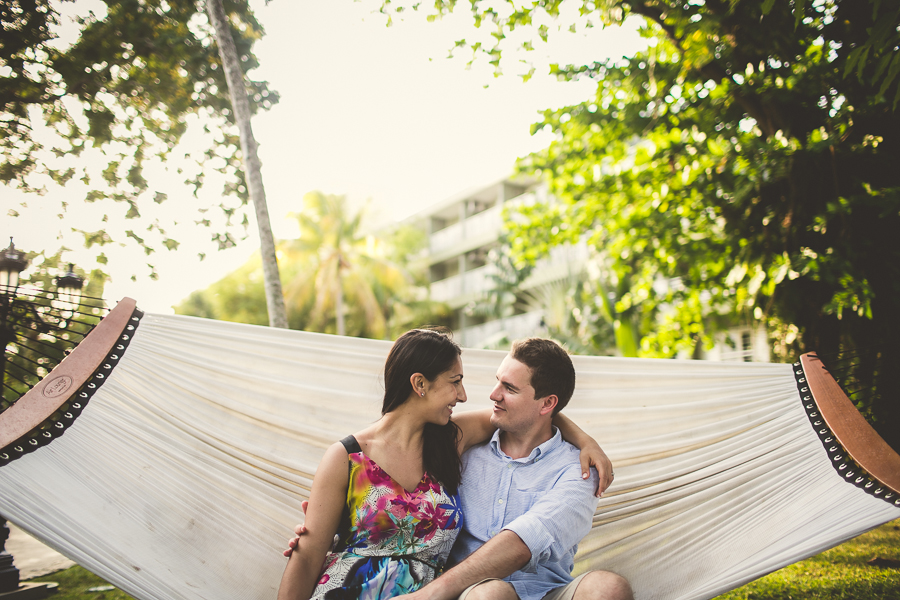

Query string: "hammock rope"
[[0, 299, 898, 600]]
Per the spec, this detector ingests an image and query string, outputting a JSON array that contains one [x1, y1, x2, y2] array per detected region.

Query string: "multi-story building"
[[413, 176, 769, 362], [411, 177, 583, 348]]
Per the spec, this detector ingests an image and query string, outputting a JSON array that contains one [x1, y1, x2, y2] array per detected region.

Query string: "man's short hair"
[[510, 338, 575, 414]]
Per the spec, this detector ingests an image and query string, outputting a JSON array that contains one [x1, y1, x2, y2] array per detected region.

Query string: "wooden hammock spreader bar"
[[0, 297, 137, 449], [801, 351, 900, 495]]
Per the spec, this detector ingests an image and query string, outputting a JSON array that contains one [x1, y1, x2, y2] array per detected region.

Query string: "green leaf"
[[878, 53, 900, 100]]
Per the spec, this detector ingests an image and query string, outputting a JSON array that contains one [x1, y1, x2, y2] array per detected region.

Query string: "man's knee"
[[464, 579, 519, 600], [573, 570, 633, 600]]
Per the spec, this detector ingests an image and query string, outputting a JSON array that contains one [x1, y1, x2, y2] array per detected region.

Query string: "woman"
[[277, 328, 605, 600]]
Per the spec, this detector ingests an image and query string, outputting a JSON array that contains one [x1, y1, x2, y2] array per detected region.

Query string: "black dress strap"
[[335, 435, 361, 545], [340, 434, 362, 455]]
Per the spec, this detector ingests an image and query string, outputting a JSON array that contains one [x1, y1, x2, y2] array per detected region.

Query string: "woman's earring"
[[420, 391, 425, 397]]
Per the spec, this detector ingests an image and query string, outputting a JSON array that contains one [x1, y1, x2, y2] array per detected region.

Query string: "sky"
[[2, 1, 647, 314]]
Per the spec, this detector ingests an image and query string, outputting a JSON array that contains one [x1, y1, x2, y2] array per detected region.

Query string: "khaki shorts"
[[457, 572, 588, 600]]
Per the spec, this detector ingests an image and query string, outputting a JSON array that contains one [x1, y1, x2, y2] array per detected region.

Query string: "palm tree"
[[284, 192, 409, 338]]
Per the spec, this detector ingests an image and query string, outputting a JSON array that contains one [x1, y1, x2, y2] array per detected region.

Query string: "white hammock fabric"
[[0, 311, 898, 600]]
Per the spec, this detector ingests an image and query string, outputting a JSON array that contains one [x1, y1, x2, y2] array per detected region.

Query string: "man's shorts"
[[457, 572, 589, 600]]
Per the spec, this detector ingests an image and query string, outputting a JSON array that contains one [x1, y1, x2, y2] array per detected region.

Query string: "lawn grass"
[[30, 565, 134, 600], [715, 519, 900, 600], [27, 520, 900, 599]]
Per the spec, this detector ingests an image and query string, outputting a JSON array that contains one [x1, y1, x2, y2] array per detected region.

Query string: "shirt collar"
[[489, 426, 563, 463]]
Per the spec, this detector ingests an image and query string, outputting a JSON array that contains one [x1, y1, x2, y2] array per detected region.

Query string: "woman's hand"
[[579, 441, 614, 497], [553, 412, 615, 497], [283, 501, 309, 557]]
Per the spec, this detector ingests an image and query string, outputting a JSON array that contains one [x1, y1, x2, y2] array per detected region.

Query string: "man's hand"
[[282, 501, 310, 557], [579, 442, 614, 497]]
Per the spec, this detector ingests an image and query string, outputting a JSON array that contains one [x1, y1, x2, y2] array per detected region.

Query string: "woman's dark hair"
[[383, 327, 462, 493]]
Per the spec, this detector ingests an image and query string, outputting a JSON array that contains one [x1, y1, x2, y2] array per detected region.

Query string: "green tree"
[[377, 222, 454, 337], [2, 0, 278, 276], [582, 253, 645, 358], [176, 192, 448, 339], [519, 274, 619, 356], [381, 0, 900, 447], [283, 192, 412, 338], [466, 237, 534, 330], [175, 254, 272, 326]]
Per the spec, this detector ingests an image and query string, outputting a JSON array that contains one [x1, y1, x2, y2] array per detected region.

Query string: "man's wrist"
[[421, 574, 458, 600]]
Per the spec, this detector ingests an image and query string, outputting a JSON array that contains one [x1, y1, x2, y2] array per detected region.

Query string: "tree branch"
[[626, 0, 786, 137]]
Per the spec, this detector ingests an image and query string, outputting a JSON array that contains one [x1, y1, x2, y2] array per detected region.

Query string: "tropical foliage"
[[381, 0, 900, 448], [174, 253, 272, 327], [176, 191, 449, 339], [281, 192, 409, 338]]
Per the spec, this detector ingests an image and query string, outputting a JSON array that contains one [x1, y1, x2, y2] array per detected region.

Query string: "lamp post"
[[0, 238, 28, 594], [55, 264, 85, 324], [0, 238, 27, 293], [0, 239, 29, 391], [1, 239, 81, 597]]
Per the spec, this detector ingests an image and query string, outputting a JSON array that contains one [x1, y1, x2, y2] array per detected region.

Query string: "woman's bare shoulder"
[[319, 440, 352, 468]]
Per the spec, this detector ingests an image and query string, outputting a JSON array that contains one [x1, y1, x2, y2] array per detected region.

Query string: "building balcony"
[[458, 310, 546, 348], [430, 264, 498, 304], [429, 203, 504, 256], [521, 243, 589, 288], [429, 242, 589, 306]]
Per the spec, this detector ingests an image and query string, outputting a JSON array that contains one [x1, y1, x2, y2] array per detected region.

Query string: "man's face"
[[489, 353, 546, 433]]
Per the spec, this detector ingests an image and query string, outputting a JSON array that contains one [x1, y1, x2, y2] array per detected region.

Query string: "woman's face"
[[423, 356, 467, 425]]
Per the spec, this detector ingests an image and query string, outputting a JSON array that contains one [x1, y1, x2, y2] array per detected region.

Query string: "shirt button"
[[498, 499, 504, 504], [507, 463, 513, 469]]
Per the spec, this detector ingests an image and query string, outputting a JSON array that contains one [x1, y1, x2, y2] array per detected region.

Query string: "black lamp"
[[0, 239, 27, 296], [55, 263, 85, 322]]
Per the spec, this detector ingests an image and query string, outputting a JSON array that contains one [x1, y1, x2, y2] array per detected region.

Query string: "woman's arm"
[[553, 412, 614, 497], [453, 408, 496, 456], [277, 442, 349, 600]]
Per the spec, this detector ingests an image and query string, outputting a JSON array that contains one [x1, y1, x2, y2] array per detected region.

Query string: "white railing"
[[430, 223, 462, 255], [465, 203, 504, 240], [430, 243, 589, 304], [459, 310, 545, 348], [430, 204, 504, 254], [430, 264, 499, 303], [521, 242, 590, 287]]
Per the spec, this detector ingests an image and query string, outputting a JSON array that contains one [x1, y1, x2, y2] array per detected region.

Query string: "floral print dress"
[[311, 435, 463, 600]]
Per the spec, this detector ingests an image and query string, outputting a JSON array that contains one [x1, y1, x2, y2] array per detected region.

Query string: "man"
[[398, 338, 632, 600]]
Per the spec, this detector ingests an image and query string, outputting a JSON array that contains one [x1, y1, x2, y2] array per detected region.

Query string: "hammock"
[[0, 298, 898, 600]]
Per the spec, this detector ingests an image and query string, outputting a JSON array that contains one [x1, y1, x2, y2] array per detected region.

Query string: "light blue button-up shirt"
[[448, 427, 599, 600]]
